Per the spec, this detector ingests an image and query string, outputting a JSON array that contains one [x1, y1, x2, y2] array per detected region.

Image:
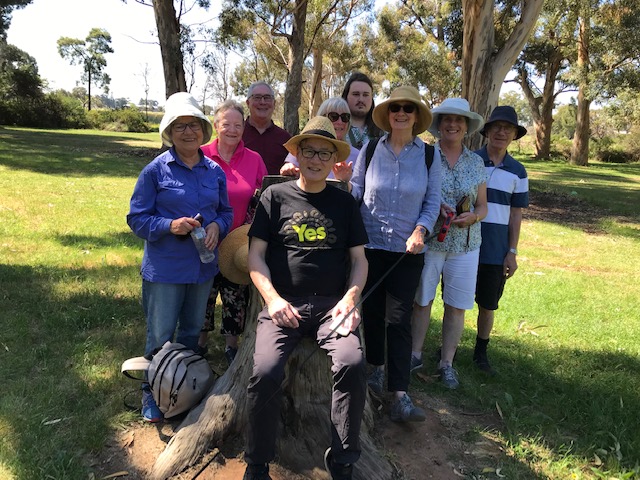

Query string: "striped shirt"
[[474, 146, 528, 265]]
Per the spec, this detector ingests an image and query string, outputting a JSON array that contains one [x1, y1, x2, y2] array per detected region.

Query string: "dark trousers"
[[361, 249, 424, 392], [244, 295, 366, 466]]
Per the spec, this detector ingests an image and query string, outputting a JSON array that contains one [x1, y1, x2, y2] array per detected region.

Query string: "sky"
[[6, 0, 218, 105]]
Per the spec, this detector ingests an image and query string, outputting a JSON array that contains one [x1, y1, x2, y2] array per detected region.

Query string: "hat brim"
[[218, 224, 251, 285], [372, 98, 432, 135], [159, 110, 213, 147], [284, 133, 351, 163], [479, 121, 527, 140], [427, 108, 484, 138]]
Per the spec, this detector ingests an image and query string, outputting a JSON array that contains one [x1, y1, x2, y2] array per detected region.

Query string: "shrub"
[[86, 108, 150, 133]]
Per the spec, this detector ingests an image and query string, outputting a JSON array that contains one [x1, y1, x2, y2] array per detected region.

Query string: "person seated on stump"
[[243, 116, 369, 480]]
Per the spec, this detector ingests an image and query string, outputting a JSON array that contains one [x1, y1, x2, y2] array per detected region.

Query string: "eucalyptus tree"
[[0, 0, 32, 39], [57, 28, 113, 111]]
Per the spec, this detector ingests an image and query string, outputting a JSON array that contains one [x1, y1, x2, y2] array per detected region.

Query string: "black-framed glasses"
[[389, 103, 416, 114], [250, 94, 274, 102], [326, 112, 351, 123], [173, 121, 202, 132], [300, 147, 336, 162]]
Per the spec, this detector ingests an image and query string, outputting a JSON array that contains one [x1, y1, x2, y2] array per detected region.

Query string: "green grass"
[[1, 126, 640, 479]]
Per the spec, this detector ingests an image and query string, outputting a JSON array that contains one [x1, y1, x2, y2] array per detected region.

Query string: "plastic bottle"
[[191, 213, 215, 263]]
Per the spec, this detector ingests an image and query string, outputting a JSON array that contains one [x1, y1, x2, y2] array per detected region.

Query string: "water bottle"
[[191, 213, 215, 263]]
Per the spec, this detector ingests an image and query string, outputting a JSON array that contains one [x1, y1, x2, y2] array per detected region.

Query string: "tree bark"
[[310, 46, 324, 118], [153, 0, 187, 99], [151, 286, 394, 480], [283, 0, 308, 135], [461, 0, 545, 150], [571, 12, 590, 166]]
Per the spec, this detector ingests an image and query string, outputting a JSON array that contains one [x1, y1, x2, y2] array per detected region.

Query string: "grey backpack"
[[122, 341, 215, 418]]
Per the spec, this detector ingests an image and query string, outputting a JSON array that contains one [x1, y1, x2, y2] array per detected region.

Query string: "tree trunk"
[[310, 46, 324, 118], [150, 286, 394, 480], [571, 12, 590, 166], [461, 0, 545, 150], [153, 0, 187, 99], [283, 0, 308, 135]]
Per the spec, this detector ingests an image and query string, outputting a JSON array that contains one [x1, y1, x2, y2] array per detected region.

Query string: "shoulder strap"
[[425, 144, 434, 171], [364, 137, 380, 171]]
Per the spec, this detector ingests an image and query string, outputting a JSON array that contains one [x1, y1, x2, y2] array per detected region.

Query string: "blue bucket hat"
[[479, 106, 527, 140]]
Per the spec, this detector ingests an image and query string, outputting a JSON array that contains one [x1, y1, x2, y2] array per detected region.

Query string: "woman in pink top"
[[199, 100, 267, 364]]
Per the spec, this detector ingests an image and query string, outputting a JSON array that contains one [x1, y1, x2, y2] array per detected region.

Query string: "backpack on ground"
[[121, 341, 215, 418]]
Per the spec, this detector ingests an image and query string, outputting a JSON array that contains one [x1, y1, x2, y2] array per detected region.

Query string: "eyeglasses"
[[173, 121, 202, 133], [250, 94, 274, 102], [300, 147, 336, 162], [389, 103, 416, 114], [326, 112, 351, 123], [489, 123, 517, 133]]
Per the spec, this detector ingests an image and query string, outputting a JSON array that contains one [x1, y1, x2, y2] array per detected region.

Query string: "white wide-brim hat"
[[159, 92, 213, 147], [428, 98, 484, 138]]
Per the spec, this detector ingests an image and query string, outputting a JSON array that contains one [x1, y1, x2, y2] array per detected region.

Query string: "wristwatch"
[[508, 248, 518, 255], [416, 225, 427, 240]]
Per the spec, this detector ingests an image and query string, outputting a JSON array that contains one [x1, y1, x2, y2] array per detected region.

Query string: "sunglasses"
[[388, 103, 416, 114], [326, 112, 351, 123]]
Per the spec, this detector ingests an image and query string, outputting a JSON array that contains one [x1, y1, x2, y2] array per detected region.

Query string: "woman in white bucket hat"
[[411, 97, 488, 390]]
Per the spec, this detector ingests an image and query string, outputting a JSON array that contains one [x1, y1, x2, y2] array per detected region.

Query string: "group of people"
[[126, 72, 528, 480]]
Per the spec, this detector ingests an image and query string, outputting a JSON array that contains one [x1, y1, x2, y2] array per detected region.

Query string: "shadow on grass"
[[56, 231, 143, 249], [0, 262, 148, 479], [0, 128, 161, 178], [414, 328, 640, 477]]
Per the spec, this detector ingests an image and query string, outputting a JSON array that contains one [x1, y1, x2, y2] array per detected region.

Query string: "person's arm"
[[414, 145, 443, 237], [205, 174, 233, 250], [330, 245, 368, 333], [504, 206, 522, 278], [248, 237, 301, 328]]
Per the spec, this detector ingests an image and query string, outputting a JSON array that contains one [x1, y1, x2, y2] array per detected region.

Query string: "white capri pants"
[[415, 248, 480, 310]]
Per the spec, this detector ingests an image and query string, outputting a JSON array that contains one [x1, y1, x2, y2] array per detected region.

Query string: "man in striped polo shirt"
[[473, 106, 529, 376]]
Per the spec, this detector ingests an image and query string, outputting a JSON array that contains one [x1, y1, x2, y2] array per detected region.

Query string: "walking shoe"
[[438, 365, 460, 389], [366, 367, 384, 395], [224, 346, 238, 366], [473, 351, 497, 376], [141, 386, 163, 423], [324, 447, 353, 480], [410, 355, 424, 373], [390, 393, 426, 422], [243, 463, 271, 480]]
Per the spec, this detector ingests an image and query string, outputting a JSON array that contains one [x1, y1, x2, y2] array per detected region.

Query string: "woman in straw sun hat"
[[350, 85, 442, 423], [411, 97, 488, 390], [127, 92, 233, 423], [198, 100, 268, 365]]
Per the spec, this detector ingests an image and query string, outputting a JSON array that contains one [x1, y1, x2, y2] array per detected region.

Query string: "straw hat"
[[372, 86, 432, 135], [428, 98, 484, 138], [218, 224, 251, 285], [159, 92, 213, 147], [479, 105, 527, 140], [283, 116, 351, 163]]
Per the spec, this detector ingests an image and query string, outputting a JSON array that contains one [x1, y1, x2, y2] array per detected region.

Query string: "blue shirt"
[[427, 144, 487, 253], [351, 134, 442, 252], [127, 147, 233, 283], [474, 146, 529, 265]]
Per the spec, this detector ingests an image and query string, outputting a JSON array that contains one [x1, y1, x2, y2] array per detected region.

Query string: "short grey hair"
[[317, 97, 350, 124], [213, 100, 245, 125], [247, 81, 275, 98]]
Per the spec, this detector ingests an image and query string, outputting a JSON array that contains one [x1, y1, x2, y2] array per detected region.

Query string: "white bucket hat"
[[159, 92, 213, 147], [428, 98, 484, 138]]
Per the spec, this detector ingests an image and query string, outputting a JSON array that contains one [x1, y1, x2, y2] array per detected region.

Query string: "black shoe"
[[473, 351, 497, 376], [243, 463, 271, 480], [324, 447, 353, 480], [225, 346, 238, 365]]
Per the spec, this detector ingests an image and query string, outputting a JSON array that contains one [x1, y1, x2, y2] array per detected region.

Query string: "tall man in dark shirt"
[[243, 81, 291, 175]]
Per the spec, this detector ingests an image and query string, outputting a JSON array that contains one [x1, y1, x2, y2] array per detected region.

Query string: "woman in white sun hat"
[[127, 92, 233, 423], [410, 97, 488, 390]]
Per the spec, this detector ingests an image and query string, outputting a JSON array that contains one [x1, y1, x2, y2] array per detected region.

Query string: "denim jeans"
[[142, 279, 214, 356]]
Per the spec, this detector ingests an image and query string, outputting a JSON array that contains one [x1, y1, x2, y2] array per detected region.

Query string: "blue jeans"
[[142, 279, 214, 356]]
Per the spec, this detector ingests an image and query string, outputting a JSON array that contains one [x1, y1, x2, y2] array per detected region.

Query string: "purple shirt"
[[202, 139, 268, 231], [242, 117, 291, 175]]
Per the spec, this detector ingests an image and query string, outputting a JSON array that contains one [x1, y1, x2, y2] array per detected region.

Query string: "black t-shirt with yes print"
[[249, 181, 369, 298]]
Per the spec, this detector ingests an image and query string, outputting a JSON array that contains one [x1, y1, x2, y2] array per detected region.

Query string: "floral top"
[[427, 144, 487, 253]]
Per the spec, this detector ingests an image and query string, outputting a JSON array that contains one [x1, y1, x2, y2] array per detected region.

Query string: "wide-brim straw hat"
[[284, 116, 351, 163], [372, 86, 432, 135], [479, 105, 527, 140], [218, 224, 251, 285], [428, 98, 484, 138], [159, 92, 213, 147]]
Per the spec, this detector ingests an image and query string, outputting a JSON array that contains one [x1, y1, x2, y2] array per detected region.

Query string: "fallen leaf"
[[101, 471, 129, 479], [495, 402, 504, 420], [496, 468, 505, 478], [43, 418, 61, 426], [123, 431, 134, 448]]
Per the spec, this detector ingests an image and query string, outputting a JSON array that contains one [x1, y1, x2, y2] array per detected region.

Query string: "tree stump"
[[151, 287, 394, 480]]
